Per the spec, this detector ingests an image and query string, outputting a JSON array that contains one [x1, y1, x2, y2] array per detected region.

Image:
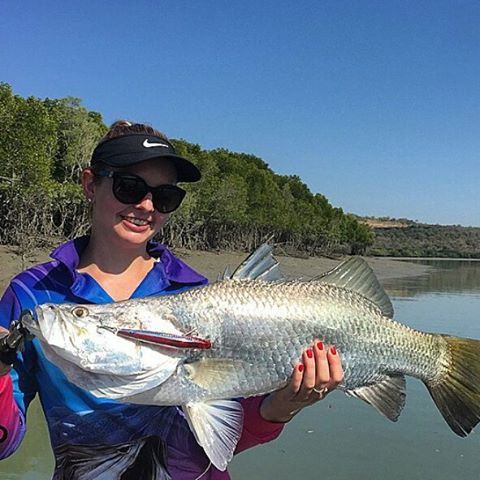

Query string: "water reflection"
[[383, 259, 480, 298]]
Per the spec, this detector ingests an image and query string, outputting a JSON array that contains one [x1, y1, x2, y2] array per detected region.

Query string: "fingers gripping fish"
[[22, 245, 480, 472]]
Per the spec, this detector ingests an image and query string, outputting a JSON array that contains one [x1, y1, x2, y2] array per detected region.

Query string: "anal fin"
[[346, 375, 406, 421]]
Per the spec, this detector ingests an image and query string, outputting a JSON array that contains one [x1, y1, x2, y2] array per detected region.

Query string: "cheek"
[[154, 212, 170, 230], [99, 181, 132, 212], [92, 189, 124, 223]]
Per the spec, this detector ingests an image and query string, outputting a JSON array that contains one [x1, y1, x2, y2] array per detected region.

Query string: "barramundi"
[[22, 245, 480, 471]]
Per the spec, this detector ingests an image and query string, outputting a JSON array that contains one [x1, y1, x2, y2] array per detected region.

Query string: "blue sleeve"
[[0, 285, 20, 330]]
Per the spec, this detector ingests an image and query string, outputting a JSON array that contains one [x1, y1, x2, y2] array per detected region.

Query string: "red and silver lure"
[[100, 326, 212, 350]]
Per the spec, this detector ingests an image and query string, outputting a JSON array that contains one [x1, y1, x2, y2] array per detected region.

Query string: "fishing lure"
[[100, 326, 212, 350]]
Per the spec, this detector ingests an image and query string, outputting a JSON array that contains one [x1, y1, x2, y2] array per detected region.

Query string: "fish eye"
[[72, 307, 89, 318]]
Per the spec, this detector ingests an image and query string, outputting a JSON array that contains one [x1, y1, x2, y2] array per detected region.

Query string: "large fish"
[[23, 246, 480, 470]]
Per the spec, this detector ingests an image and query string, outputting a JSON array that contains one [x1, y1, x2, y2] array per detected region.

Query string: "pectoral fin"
[[184, 358, 248, 392], [346, 375, 406, 421], [183, 400, 244, 471]]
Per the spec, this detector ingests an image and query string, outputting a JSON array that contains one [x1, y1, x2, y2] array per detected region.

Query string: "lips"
[[121, 216, 151, 226], [120, 215, 153, 230]]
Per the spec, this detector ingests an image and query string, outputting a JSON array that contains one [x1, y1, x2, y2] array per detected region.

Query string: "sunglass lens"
[[110, 173, 185, 212], [153, 187, 186, 213], [114, 176, 147, 204]]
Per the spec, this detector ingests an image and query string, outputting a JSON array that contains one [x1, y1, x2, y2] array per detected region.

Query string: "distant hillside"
[[356, 217, 480, 258], [361, 217, 413, 229]]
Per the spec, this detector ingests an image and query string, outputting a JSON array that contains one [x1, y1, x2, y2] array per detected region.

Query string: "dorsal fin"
[[314, 257, 394, 318], [218, 266, 232, 281], [228, 244, 283, 282]]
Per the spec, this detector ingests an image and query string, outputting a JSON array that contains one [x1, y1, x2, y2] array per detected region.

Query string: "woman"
[[0, 121, 344, 479]]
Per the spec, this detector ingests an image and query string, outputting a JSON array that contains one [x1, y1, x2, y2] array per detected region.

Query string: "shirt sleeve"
[[0, 375, 26, 458], [0, 285, 36, 459], [235, 396, 284, 453]]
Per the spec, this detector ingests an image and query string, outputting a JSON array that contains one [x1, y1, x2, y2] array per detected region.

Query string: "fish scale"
[[25, 245, 480, 472], [125, 279, 440, 405]]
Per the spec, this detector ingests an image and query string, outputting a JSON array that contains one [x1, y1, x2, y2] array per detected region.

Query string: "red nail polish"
[[331, 346, 337, 355], [317, 341, 324, 350], [306, 348, 313, 359], [298, 364, 304, 372]]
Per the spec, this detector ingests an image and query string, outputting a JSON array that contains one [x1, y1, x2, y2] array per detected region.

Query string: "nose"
[[135, 192, 155, 211]]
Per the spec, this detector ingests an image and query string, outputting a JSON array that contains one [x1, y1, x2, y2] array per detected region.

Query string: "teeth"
[[123, 217, 150, 226]]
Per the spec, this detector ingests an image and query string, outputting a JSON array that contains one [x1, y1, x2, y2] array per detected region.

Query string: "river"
[[1, 259, 479, 479]]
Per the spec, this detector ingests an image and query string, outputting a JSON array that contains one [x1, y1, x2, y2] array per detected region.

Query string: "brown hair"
[[99, 120, 169, 143]]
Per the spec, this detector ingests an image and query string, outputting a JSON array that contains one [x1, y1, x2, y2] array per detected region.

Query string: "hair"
[[99, 120, 169, 143]]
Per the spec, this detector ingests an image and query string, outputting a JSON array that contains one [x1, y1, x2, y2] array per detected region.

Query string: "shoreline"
[[177, 249, 434, 283], [381, 256, 480, 262], [0, 244, 434, 293]]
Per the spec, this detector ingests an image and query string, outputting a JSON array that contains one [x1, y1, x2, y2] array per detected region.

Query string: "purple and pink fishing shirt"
[[0, 237, 284, 479]]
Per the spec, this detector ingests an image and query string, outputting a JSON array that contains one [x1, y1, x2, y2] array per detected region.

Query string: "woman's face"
[[83, 159, 178, 250]]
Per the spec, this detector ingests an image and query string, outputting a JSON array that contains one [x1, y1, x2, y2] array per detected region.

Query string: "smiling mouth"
[[121, 216, 152, 227]]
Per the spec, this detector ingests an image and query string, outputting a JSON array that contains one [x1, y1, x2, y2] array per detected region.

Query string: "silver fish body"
[[129, 279, 442, 405], [25, 246, 480, 471]]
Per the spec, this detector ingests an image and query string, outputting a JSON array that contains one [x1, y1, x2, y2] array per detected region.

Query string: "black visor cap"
[[91, 134, 201, 182]]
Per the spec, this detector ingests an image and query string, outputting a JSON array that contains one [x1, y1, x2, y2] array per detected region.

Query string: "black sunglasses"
[[95, 170, 186, 213]]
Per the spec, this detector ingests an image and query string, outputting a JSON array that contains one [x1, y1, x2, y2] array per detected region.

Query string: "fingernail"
[[306, 348, 313, 358], [331, 346, 337, 355], [298, 364, 304, 372], [317, 341, 324, 350]]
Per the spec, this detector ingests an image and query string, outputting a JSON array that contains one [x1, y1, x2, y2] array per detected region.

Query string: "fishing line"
[[193, 461, 212, 480]]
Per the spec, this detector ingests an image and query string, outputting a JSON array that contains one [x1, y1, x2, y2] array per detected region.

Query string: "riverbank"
[[178, 249, 433, 282], [0, 244, 433, 293]]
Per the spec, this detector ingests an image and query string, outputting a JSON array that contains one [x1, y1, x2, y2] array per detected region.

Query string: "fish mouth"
[[29, 304, 58, 338], [21, 308, 41, 337]]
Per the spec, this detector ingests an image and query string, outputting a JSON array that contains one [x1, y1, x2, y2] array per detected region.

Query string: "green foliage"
[[167, 140, 374, 253], [45, 96, 107, 183], [0, 84, 374, 256], [369, 224, 480, 258], [0, 83, 57, 187], [341, 214, 375, 255], [0, 84, 103, 252]]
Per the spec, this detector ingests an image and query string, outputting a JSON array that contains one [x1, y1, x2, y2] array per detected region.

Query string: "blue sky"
[[2, 1, 479, 226]]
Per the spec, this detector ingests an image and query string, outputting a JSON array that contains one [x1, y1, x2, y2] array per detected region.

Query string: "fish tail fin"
[[426, 335, 480, 437]]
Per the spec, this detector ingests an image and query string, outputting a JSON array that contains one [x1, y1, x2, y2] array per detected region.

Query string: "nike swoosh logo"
[[143, 139, 169, 148]]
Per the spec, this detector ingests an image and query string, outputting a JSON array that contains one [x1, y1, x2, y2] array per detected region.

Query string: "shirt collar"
[[146, 242, 207, 285], [51, 236, 87, 273], [50, 236, 207, 302]]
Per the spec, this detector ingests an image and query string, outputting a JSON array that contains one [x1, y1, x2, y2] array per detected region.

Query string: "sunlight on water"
[[1, 260, 479, 479]]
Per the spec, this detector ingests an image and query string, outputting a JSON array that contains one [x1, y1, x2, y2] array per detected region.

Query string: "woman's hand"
[[260, 340, 344, 423], [0, 327, 11, 376]]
